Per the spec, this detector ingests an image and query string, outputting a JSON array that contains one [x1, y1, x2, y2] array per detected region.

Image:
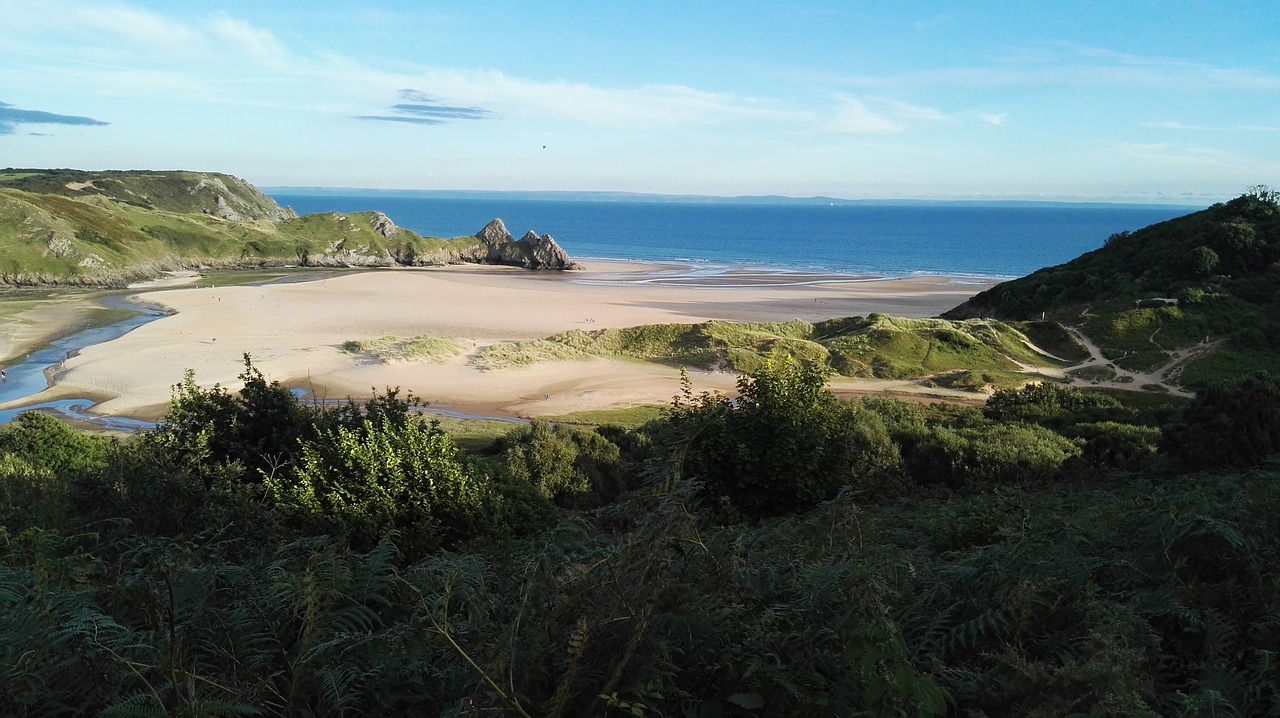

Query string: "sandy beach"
[[3, 261, 995, 421]]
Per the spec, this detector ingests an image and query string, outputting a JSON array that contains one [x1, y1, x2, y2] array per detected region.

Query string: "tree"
[[160, 355, 318, 480]]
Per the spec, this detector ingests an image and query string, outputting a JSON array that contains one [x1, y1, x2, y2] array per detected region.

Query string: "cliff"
[[0, 169, 578, 284]]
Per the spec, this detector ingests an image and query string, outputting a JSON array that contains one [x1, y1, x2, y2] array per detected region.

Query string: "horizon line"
[[261, 186, 1215, 208]]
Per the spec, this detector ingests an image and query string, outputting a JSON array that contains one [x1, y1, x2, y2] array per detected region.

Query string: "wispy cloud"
[[979, 113, 1007, 126], [823, 95, 952, 134], [829, 98, 900, 133], [206, 12, 291, 69], [827, 43, 1280, 92], [0, 1, 802, 132], [1145, 120, 1280, 133], [0, 101, 109, 135], [1143, 120, 1210, 131], [354, 88, 492, 125]]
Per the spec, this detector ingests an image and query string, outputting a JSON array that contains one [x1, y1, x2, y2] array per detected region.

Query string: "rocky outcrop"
[[208, 194, 246, 222], [369, 211, 398, 238], [473, 219, 579, 270]]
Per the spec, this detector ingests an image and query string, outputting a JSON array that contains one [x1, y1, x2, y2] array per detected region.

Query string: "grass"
[[1084, 304, 1205, 354], [1068, 364, 1117, 381], [471, 339, 591, 370], [928, 370, 1043, 392], [1009, 320, 1091, 362], [191, 268, 357, 288], [423, 415, 521, 452], [544, 405, 667, 429], [342, 335, 470, 364], [0, 178, 496, 286], [1179, 345, 1280, 389]]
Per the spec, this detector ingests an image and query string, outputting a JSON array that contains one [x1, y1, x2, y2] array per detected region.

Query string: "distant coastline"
[[263, 186, 1204, 209]]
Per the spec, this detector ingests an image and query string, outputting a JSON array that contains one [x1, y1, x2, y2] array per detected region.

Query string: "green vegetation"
[[0, 169, 513, 286], [342, 335, 470, 363], [540, 404, 666, 429], [949, 189, 1280, 388], [473, 315, 1060, 392], [2, 357, 1280, 715]]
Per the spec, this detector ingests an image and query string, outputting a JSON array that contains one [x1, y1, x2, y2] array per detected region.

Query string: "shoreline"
[[1, 260, 998, 422]]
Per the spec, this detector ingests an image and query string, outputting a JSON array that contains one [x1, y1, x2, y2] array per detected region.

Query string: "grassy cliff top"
[[0, 168, 294, 221]]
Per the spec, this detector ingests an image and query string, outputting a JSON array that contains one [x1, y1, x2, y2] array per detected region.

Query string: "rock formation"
[[369, 211, 398, 238], [473, 219, 579, 270]]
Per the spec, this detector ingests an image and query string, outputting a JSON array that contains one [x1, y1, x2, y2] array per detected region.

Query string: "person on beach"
[[1, 369, 6, 381]]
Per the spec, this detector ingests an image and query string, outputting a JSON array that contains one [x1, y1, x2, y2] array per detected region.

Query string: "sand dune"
[[21, 261, 993, 420]]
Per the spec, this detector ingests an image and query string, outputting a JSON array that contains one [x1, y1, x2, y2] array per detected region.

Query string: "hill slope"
[[944, 190, 1280, 388], [0, 169, 576, 285]]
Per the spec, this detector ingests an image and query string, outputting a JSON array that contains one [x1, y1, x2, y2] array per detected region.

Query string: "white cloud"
[[206, 13, 292, 70], [827, 43, 1280, 92], [829, 98, 900, 133], [876, 97, 949, 123], [979, 113, 1007, 126], [0, 0, 809, 131], [1143, 120, 1210, 131]]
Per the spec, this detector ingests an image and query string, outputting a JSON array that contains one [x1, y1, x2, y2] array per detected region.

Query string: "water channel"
[[0, 292, 527, 432]]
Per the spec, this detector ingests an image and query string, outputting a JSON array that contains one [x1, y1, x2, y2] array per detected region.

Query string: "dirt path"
[[1019, 325, 1203, 397]]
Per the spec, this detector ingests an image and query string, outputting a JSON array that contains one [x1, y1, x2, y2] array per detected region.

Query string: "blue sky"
[[1, 1, 1277, 203]]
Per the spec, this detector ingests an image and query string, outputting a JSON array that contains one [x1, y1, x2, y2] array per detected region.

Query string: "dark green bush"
[[498, 420, 623, 508], [669, 359, 902, 518]]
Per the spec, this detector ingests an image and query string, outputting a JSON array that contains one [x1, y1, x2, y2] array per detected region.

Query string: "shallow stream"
[[0, 293, 527, 432]]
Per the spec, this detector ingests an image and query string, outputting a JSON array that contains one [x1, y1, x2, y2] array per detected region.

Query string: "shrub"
[[498, 420, 623, 508], [1164, 371, 1280, 470], [669, 359, 902, 518]]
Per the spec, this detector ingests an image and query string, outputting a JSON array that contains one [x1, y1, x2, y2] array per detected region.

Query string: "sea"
[[268, 195, 1195, 280]]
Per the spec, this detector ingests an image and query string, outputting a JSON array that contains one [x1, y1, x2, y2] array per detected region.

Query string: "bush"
[[1164, 371, 1280, 470], [669, 359, 902, 518], [0, 411, 110, 476], [498, 420, 623, 508]]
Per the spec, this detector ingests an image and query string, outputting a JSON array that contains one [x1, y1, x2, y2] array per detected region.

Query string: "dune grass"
[[341, 335, 470, 364], [471, 314, 1060, 395]]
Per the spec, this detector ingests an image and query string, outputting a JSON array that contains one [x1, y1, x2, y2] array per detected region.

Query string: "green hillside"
[[0, 169, 568, 286], [466, 314, 1071, 392], [945, 188, 1280, 388]]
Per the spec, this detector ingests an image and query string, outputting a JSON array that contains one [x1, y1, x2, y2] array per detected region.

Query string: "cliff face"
[[0, 170, 579, 285], [474, 219, 579, 270]]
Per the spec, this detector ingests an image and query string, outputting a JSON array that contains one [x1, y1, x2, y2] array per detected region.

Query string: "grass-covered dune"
[[0, 168, 570, 286], [945, 189, 1280, 387], [470, 315, 1075, 391]]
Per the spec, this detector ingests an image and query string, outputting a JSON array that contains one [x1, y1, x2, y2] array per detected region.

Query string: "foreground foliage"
[[2, 359, 1279, 716]]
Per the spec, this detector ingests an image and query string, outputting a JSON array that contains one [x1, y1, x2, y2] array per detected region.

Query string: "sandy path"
[[10, 261, 994, 420]]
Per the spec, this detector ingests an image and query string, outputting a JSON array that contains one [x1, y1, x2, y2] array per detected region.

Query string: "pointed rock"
[[470, 219, 578, 269], [475, 218, 514, 248]]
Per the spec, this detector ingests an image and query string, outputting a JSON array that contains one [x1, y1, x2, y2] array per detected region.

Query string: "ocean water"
[[269, 195, 1193, 279]]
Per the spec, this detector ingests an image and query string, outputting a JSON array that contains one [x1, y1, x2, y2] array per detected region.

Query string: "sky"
[[1, 1, 1278, 203]]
